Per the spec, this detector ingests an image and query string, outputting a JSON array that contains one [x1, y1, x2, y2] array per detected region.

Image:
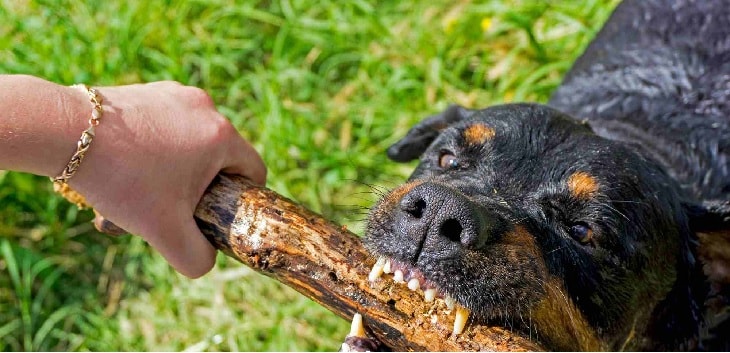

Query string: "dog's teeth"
[[383, 260, 392, 274], [445, 295, 455, 310], [453, 306, 470, 335], [393, 270, 404, 283], [424, 288, 437, 302], [368, 257, 386, 282], [407, 278, 420, 291], [348, 313, 367, 338]]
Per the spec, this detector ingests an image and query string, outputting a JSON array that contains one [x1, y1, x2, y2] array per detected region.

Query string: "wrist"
[[51, 83, 102, 178], [52, 84, 104, 183], [51, 84, 107, 209], [0, 75, 94, 177]]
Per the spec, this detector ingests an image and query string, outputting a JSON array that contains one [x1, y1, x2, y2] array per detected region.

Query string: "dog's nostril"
[[402, 198, 427, 218], [439, 218, 463, 243]]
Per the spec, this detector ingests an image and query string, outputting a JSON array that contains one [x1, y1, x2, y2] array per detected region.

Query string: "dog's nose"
[[396, 182, 492, 250]]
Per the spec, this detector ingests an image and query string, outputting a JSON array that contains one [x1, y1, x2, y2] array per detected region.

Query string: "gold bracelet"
[[50, 84, 104, 209]]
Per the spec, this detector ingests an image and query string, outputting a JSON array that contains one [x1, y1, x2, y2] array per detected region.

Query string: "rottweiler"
[[356, 0, 730, 351]]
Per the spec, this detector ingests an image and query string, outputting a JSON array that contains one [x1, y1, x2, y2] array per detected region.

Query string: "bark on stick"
[[191, 174, 543, 351]]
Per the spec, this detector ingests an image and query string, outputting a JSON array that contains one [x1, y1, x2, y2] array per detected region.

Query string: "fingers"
[[92, 210, 128, 236], [220, 124, 267, 185], [142, 216, 217, 279]]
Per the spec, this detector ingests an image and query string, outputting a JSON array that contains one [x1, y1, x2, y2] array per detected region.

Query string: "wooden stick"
[[191, 174, 543, 351]]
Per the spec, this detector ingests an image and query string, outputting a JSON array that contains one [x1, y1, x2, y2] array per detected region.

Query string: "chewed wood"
[[192, 174, 543, 352]]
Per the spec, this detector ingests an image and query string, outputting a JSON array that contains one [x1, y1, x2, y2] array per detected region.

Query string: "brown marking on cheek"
[[503, 226, 602, 351], [501, 225, 543, 259], [463, 123, 495, 145], [531, 278, 603, 351], [568, 171, 599, 198]]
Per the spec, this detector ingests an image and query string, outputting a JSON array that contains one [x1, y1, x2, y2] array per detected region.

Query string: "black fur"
[[363, 0, 730, 350], [550, 0, 730, 202]]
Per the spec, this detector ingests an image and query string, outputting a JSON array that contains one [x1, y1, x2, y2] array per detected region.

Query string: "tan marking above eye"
[[568, 171, 599, 198], [463, 123, 495, 145]]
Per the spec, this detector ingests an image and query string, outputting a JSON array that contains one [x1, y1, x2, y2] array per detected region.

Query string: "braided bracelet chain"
[[50, 84, 103, 209]]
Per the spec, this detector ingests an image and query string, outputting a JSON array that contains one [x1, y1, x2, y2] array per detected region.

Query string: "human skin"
[[0, 74, 267, 278]]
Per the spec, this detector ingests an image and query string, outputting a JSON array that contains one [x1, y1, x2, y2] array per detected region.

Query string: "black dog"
[[361, 0, 730, 350]]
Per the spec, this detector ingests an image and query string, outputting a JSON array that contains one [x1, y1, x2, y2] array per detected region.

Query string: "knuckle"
[[182, 86, 215, 107], [213, 117, 238, 140]]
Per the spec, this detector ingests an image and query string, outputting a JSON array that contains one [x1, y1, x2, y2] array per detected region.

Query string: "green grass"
[[0, 0, 618, 350]]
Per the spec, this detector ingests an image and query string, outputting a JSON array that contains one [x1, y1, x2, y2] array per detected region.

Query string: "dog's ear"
[[387, 104, 476, 162], [686, 200, 730, 284]]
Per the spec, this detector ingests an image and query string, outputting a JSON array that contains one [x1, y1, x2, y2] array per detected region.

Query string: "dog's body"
[[550, 0, 730, 202], [361, 0, 730, 351]]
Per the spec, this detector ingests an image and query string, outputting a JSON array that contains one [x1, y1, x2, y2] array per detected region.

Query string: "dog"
[[358, 0, 730, 350]]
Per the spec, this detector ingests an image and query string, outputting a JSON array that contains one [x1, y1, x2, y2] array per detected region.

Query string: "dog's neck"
[[639, 261, 703, 350], [699, 280, 730, 350], [637, 233, 729, 351], [694, 230, 730, 351]]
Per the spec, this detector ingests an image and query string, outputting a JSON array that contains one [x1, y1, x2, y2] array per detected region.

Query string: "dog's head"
[[364, 103, 730, 350]]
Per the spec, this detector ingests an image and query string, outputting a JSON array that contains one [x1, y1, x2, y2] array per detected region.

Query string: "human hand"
[[65, 81, 266, 278]]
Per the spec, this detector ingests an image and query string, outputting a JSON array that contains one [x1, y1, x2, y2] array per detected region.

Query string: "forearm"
[[0, 74, 89, 177]]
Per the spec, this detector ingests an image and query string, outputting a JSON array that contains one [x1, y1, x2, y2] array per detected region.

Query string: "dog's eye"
[[568, 223, 593, 244], [438, 152, 460, 169]]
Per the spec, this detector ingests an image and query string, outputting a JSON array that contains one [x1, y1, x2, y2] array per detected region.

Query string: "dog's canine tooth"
[[407, 278, 420, 291], [368, 257, 386, 282], [453, 306, 470, 335], [424, 288, 437, 302], [445, 295, 455, 310], [393, 270, 405, 283], [383, 259, 392, 274], [348, 313, 367, 338]]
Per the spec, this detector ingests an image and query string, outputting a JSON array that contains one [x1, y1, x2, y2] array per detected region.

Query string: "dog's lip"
[[368, 255, 470, 335]]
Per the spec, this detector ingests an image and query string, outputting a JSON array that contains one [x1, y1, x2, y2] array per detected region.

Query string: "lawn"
[[0, 0, 618, 350]]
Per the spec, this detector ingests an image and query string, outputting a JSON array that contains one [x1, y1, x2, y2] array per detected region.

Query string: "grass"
[[0, 0, 619, 350]]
